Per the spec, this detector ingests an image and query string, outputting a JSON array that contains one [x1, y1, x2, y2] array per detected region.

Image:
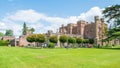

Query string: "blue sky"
[[0, 0, 119, 17], [0, 0, 120, 36]]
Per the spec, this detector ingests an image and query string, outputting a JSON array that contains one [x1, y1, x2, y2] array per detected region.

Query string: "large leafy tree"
[[0, 32, 4, 37], [103, 5, 120, 24], [22, 22, 27, 35], [30, 28, 35, 34], [59, 35, 68, 47], [49, 35, 58, 43], [5, 29, 13, 36], [103, 5, 120, 43], [104, 27, 120, 41]]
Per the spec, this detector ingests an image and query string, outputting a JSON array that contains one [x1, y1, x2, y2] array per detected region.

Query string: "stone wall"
[[59, 16, 108, 45], [1, 36, 15, 46], [19, 35, 30, 46], [2, 36, 15, 41]]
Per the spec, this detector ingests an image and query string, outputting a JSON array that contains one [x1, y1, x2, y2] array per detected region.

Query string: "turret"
[[94, 16, 100, 45], [95, 16, 100, 23], [100, 18, 105, 23]]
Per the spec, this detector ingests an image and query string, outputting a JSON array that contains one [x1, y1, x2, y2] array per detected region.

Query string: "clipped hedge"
[[0, 40, 10, 46]]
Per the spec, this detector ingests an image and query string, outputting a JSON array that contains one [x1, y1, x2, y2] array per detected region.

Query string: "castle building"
[[1, 16, 108, 46], [59, 16, 107, 45], [1, 28, 33, 47]]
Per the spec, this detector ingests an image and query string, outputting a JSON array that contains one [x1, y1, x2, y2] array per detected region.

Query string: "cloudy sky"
[[0, 0, 119, 37]]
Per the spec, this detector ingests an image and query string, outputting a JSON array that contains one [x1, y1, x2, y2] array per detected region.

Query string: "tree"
[[26, 34, 36, 46], [59, 35, 68, 47], [36, 34, 46, 47], [76, 37, 83, 47], [89, 39, 94, 44], [82, 39, 89, 47], [22, 22, 27, 35], [5, 29, 13, 36], [49, 35, 58, 43], [68, 37, 76, 47], [30, 28, 35, 34], [104, 27, 120, 43], [103, 5, 120, 44], [0, 32, 4, 37], [27, 34, 46, 47], [26, 34, 35, 43], [103, 4, 120, 24]]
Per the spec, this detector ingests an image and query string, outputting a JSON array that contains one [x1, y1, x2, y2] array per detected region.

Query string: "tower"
[[77, 20, 86, 37], [94, 16, 100, 45]]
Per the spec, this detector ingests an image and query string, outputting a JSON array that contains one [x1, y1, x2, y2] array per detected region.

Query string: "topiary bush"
[[48, 42, 55, 48]]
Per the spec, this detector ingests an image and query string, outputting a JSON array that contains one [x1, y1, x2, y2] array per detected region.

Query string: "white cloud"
[[5, 9, 45, 23], [0, 22, 7, 33], [0, 6, 103, 37], [77, 7, 102, 22]]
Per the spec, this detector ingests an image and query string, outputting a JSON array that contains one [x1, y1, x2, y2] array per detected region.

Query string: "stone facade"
[[1, 16, 110, 46], [19, 35, 29, 46], [59, 16, 107, 45], [18, 30, 35, 46], [1, 36, 16, 46], [1, 30, 33, 46], [1, 36, 15, 41]]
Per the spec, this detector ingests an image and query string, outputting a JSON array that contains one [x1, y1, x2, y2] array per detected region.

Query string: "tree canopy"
[[30, 28, 35, 34], [89, 39, 94, 44], [0, 32, 4, 37], [102, 5, 120, 41], [49, 35, 58, 43], [26, 34, 35, 43], [27, 34, 46, 45], [103, 4, 120, 24], [68, 37, 76, 44], [22, 22, 27, 35], [36, 34, 46, 43], [59, 35, 68, 43], [76, 37, 83, 44], [5, 29, 13, 36]]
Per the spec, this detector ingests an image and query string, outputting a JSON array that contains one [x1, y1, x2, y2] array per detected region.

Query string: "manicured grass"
[[0, 46, 120, 68]]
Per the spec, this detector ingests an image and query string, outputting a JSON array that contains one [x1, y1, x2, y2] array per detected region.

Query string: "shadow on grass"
[[25, 47, 42, 49], [96, 48, 120, 50]]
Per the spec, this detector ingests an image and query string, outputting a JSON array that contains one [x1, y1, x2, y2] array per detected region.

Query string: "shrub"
[[105, 43, 112, 48], [93, 44, 97, 48], [48, 43, 55, 48], [76, 37, 82, 44], [0, 40, 10, 46], [89, 39, 94, 44], [102, 43, 112, 48]]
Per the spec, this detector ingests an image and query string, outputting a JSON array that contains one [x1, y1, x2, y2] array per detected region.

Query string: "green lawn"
[[0, 46, 120, 68]]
